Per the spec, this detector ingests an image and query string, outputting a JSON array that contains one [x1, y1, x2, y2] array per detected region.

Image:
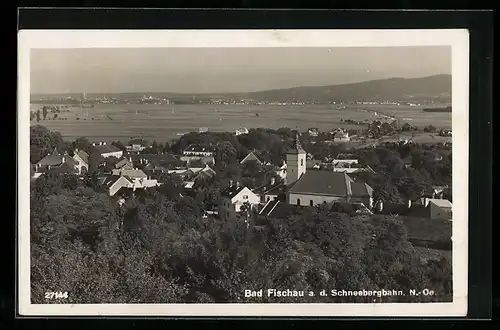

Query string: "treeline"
[[30, 172, 452, 304]]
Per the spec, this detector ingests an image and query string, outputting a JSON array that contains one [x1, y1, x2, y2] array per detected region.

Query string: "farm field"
[[29, 103, 452, 143]]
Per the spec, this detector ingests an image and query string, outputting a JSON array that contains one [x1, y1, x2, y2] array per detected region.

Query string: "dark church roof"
[[289, 171, 353, 196]]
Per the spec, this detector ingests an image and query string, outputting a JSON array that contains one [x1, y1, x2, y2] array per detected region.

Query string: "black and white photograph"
[[18, 29, 469, 317]]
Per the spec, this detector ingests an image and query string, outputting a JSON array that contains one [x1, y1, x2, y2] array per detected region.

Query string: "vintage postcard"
[[18, 29, 469, 317]]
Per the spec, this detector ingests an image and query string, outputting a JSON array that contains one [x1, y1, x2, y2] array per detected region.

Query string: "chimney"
[[270, 177, 276, 185], [92, 143, 96, 146], [229, 179, 233, 186], [129, 157, 132, 162], [103, 142, 106, 145], [75, 148, 79, 153], [408, 199, 412, 208], [236, 181, 241, 188], [100, 142, 103, 146]]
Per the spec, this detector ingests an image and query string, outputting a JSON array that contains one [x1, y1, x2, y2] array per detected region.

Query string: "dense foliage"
[[30, 126, 452, 304]]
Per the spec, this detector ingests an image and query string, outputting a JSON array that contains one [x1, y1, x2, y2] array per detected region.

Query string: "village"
[[31, 121, 453, 256]]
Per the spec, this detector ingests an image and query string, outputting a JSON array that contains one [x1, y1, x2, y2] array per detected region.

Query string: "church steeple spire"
[[287, 132, 305, 155], [285, 131, 307, 184]]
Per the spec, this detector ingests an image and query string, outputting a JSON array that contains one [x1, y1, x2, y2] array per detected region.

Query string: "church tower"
[[285, 132, 306, 184]]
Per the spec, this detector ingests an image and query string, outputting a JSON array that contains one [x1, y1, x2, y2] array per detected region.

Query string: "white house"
[[427, 199, 453, 221], [104, 175, 133, 197], [126, 138, 149, 152], [182, 144, 214, 157], [235, 127, 249, 136], [103, 174, 162, 197], [218, 182, 260, 213], [72, 149, 89, 175], [331, 128, 350, 142]]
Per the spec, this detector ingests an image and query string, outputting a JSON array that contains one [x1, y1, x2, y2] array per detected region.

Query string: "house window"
[[297, 198, 301, 205], [266, 196, 270, 201], [300, 159, 304, 166], [310, 200, 314, 206]]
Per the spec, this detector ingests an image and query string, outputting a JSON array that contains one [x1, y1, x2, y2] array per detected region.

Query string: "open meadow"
[[30, 103, 452, 143]]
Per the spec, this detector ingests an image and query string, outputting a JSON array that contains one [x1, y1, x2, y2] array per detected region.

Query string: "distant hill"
[[235, 74, 452, 102], [31, 74, 451, 102]]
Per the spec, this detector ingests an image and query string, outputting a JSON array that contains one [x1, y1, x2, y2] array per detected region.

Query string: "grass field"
[[29, 103, 452, 143]]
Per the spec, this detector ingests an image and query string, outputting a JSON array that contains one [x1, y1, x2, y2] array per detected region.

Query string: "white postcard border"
[[18, 29, 469, 317]]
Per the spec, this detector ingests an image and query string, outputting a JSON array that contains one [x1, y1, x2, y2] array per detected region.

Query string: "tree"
[[215, 141, 237, 169], [30, 125, 66, 164], [87, 150, 104, 174], [42, 106, 48, 120], [424, 125, 437, 133], [36, 110, 41, 123], [73, 137, 92, 153], [150, 140, 159, 154], [401, 123, 411, 131]]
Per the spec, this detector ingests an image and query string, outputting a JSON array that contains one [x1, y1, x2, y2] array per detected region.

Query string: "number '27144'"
[[45, 292, 68, 299]]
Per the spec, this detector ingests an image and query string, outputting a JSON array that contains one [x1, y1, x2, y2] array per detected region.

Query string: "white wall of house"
[[182, 151, 214, 157], [230, 187, 260, 212], [72, 154, 88, 175], [429, 203, 452, 220], [264, 193, 279, 203], [102, 151, 124, 159], [333, 159, 359, 166], [289, 193, 346, 206], [109, 176, 133, 196]]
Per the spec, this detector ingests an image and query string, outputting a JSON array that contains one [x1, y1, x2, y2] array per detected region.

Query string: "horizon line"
[[30, 73, 451, 96]]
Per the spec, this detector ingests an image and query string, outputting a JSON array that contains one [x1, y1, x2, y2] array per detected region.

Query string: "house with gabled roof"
[[182, 144, 214, 157], [104, 175, 134, 197], [126, 153, 185, 169], [218, 181, 260, 219], [92, 142, 123, 158], [35, 147, 79, 176], [331, 128, 350, 142], [115, 157, 135, 170], [111, 168, 148, 180], [126, 138, 149, 152], [240, 151, 263, 165], [427, 199, 452, 221], [252, 177, 285, 204], [72, 148, 89, 175]]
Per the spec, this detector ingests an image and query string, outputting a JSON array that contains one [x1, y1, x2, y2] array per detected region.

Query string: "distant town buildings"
[[235, 128, 249, 136], [307, 128, 319, 137]]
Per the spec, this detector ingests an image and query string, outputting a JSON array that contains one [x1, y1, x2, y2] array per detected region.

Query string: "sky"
[[30, 46, 451, 94]]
